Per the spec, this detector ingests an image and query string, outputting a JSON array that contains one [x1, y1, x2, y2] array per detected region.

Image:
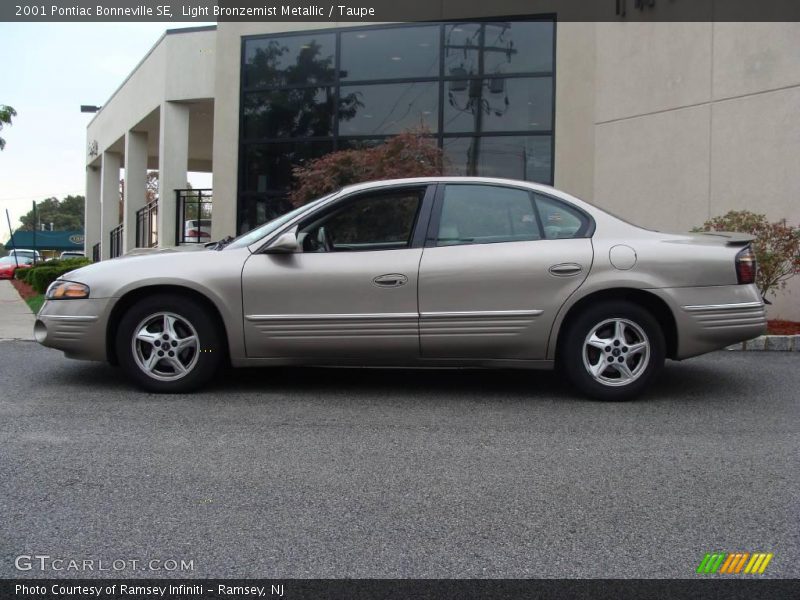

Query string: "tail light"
[[735, 246, 757, 285]]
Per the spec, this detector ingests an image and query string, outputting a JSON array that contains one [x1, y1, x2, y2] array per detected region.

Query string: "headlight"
[[45, 280, 90, 300]]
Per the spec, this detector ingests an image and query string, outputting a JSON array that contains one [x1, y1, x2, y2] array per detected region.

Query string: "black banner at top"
[[3, 0, 800, 22]]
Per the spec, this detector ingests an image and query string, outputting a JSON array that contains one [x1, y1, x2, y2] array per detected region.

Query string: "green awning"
[[4, 230, 85, 252]]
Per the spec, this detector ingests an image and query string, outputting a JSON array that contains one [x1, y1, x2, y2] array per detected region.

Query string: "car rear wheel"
[[116, 294, 223, 393], [560, 301, 665, 401]]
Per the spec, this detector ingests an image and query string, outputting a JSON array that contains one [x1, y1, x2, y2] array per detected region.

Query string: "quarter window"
[[534, 194, 590, 239], [436, 185, 541, 246]]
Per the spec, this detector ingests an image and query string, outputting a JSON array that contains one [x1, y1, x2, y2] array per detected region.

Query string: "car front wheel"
[[560, 301, 665, 401], [116, 294, 223, 393]]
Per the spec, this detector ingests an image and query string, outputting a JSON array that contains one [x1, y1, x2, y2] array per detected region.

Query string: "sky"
[[0, 22, 214, 240]]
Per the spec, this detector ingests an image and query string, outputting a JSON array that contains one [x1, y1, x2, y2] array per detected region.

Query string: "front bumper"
[[653, 284, 767, 359], [34, 297, 113, 361]]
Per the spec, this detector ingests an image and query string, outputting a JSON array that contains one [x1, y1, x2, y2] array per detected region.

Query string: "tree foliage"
[[19, 195, 85, 231], [289, 129, 444, 206], [696, 210, 800, 302], [0, 104, 16, 150]]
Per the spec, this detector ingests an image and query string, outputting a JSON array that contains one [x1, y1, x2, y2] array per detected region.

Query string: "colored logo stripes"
[[697, 552, 773, 574]]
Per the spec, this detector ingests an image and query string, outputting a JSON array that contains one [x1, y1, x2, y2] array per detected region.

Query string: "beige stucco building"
[[84, 10, 800, 318]]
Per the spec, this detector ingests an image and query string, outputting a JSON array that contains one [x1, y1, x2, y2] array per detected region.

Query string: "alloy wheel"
[[131, 312, 200, 381], [582, 318, 650, 387]]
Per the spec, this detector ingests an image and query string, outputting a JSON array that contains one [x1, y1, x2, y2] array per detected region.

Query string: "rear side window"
[[436, 185, 541, 246], [534, 194, 590, 239]]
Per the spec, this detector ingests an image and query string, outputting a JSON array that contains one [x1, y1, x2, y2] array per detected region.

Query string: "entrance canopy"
[[4, 230, 85, 252]]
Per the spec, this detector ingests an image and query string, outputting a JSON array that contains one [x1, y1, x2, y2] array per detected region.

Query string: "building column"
[[99, 150, 121, 260], [123, 131, 148, 252], [157, 101, 190, 247], [84, 165, 101, 258]]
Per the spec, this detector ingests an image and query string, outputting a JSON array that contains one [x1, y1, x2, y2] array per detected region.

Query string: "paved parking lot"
[[1, 341, 797, 578]]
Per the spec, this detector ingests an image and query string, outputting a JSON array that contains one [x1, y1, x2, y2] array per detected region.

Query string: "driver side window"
[[299, 189, 423, 252]]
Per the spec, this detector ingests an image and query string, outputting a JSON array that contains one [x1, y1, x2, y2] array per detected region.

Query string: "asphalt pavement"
[[0, 341, 797, 579]]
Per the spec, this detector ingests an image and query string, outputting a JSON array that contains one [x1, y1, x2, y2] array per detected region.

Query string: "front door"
[[242, 186, 431, 360], [418, 183, 594, 360]]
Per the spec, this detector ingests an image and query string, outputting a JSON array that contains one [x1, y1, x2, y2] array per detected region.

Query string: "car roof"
[[339, 176, 558, 194]]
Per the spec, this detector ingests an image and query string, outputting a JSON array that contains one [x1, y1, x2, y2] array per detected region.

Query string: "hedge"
[[17, 258, 92, 294]]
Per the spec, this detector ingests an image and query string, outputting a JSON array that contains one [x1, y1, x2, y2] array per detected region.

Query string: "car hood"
[[58, 246, 250, 299]]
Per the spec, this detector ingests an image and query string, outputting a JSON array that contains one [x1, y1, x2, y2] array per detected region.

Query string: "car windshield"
[[1, 256, 31, 265], [224, 193, 338, 250]]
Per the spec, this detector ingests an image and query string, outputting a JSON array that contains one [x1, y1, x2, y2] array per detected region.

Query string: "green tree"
[[0, 104, 16, 150], [19, 195, 85, 231]]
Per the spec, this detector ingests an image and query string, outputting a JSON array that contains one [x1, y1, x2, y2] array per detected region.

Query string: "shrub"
[[695, 210, 800, 303], [21, 258, 91, 294], [289, 128, 444, 206]]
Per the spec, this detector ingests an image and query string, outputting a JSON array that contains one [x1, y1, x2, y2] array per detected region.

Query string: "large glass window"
[[338, 82, 439, 136], [340, 26, 440, 81], [243, 34, 336, 88], [239, 19, 555, 234], [443, 136, 553, 183]]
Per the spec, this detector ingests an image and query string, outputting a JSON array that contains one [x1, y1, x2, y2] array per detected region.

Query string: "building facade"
[[84, 11, 800, 318]]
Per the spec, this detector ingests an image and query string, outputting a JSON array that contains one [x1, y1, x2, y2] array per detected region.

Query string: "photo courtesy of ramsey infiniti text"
[[34, 177, 766, 401]]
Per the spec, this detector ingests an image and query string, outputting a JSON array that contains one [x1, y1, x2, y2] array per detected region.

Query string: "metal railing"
[[109, 224, 124, 259], [135, 199, 159, 248], [92, 243, 100, 262], [176, 189, 212, 244]]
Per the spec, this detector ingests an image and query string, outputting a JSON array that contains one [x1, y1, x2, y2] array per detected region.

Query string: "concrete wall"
[[86, 28, 216, 160], [593, 21, 800, 319]]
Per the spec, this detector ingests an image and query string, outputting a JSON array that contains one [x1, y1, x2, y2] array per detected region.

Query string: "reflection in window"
[[444, 136, 552, 183], [338, 82, 439, 135], [444, 21, 554, 77], [534, 194, 590, 239], [238, 20, 556, 233], [243, 142, 333, 193], [237, 195, 294, 237], [437, 184, 541, 246], [242, 88, 335, 139], [341, 26, 440, 81], [301, 191, 422, 251], [243, 34, 336, 88], [444, 77, 552, 133]]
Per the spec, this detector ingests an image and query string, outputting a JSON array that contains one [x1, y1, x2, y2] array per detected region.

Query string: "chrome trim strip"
[[682, 302, 764, 312], [246, 313, 418, 322], [44, 315, 99, 322], [420, 310, 543, 319]]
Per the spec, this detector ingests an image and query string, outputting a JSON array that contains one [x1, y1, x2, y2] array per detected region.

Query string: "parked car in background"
[[34, 177, 766, 400], [0, 255, 34, 279], [183, 219, 211, 243], [59, 251, 85, 259], [9, 248, 41, 263]]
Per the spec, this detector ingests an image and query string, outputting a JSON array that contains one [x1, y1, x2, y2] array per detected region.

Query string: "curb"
[[726, 335, 800, 352]]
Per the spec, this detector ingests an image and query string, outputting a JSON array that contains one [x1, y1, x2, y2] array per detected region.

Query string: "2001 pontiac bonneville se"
[[35, 178, 766, 400]]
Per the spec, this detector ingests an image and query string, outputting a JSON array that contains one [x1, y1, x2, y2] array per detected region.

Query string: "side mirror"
[[265, 230, 300, 254]]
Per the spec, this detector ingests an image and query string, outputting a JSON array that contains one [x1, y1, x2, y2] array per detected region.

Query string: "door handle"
[[373, 273, 408, 288], [549, 263, 584, 277]]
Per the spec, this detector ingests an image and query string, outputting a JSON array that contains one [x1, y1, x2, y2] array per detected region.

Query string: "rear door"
[[418, 183, 594, 359]]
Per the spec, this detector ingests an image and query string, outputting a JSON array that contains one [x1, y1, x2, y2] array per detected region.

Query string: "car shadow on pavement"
[[42, 353, 755, 405]]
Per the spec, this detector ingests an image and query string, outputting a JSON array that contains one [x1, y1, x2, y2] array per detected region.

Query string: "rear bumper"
[[34, 298, 112, 361], [653, 285, 767, 359]]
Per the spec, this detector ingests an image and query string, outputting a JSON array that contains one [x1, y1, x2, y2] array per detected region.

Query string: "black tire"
[[115, 293, 223, 393], [559, 300, 665, 401]]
